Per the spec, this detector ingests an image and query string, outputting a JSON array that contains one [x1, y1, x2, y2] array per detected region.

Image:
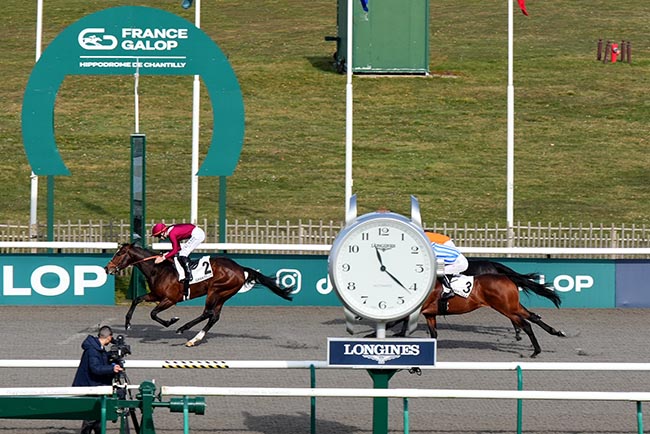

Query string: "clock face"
[[329, 213, 436, 322]]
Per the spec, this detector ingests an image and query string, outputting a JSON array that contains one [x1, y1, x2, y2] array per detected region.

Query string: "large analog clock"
[[328, 210, 436, 323]]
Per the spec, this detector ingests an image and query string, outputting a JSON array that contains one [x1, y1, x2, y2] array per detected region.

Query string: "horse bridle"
[[109, 252, 158, 272]]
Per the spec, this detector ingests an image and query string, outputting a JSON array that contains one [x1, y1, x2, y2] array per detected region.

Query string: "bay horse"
[[392, 260, 566, 357], [104, 243, 293, 346]]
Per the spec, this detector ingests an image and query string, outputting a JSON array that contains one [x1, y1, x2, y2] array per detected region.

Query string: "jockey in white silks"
[[425, 232, 469, 306]]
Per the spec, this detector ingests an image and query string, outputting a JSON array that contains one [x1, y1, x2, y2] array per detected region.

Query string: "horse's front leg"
[[125, 293, 155, 330], [150, 299, 180, 328]]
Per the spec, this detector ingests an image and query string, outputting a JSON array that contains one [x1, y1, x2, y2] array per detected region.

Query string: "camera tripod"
[[114, 367, 141, 434]]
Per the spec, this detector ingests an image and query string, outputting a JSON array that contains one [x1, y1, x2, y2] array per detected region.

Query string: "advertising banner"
[[615, 260, 650, 307], [328, 338, 436, 368], [0, 254, 639, 308], [0, 255, 114, 305]]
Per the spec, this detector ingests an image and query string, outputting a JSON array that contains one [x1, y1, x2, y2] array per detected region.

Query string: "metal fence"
[[1, 220, 648, 255]]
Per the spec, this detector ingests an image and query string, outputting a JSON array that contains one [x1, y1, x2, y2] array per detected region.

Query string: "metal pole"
[[30, 0, 44, 242], [190, 0, 202, 224], [403, 397, 410, 434], [506, 0, 515, 249], [517, 364, 523, 434], [344, 0, 354, 219], [134, 64, 140, 133], [310, 364, 316, 434]]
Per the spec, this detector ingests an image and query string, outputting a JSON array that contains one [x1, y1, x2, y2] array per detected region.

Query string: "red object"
[[517, 0, 528, 16], [611, 43, 619, 63], [152, 222, 167, 237]]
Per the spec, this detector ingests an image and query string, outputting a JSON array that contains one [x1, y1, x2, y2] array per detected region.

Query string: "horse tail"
[[243, 267, 294, 301], [492, 264, 562, 308]]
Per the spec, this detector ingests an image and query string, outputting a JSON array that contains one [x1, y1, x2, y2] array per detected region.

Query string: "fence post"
[[310, 364, 316, 434], [517, 365, 523, 434]]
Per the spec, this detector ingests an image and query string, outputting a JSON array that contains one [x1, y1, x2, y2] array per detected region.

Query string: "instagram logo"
[[275, 269, 302, 294]]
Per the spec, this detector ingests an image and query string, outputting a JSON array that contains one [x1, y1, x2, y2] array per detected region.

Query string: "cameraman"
[[72, 325, 123, 434]]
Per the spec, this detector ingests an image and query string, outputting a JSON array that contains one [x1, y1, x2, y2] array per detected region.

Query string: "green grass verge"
[[1, 0, 649, 227]]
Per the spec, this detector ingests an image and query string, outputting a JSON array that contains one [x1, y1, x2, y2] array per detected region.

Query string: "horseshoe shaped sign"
[[22, 6, 244, 176]]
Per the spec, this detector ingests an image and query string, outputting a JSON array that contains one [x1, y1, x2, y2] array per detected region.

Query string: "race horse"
[[104, 243, 293, 346], [393, 260, 566, 358]]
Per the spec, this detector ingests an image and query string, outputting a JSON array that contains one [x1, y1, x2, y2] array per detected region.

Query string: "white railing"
[[0, 386, 112, 396], [5, 359, 650, 372], [3, 360, 650, 434], [1, 220, 649, 253], [1, 241, 650, 257]]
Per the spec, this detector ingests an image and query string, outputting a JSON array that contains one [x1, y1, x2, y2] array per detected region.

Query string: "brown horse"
[[419, 273, 565, 358], [104, 243, 293, 346]]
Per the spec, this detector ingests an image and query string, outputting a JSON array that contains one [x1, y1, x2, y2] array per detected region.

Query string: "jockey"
[[151, 222, 206, 301], [425, 232, 469, 305]]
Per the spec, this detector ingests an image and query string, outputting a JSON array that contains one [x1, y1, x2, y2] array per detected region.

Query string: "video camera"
[[107, 334, 132, 366]]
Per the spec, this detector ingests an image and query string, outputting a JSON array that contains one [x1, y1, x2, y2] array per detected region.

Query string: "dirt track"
[[2, 305, 650, 433]]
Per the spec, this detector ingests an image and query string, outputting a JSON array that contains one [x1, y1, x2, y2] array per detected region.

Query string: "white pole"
[[190, 0, 201, 224], [29, 0, 44, 240], [506, 0, 515, 248], [344, 0, 354, 217], [134, 63, 140, 134]]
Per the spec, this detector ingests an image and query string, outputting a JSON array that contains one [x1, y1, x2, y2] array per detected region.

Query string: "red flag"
[[517, 0, 529, 16]]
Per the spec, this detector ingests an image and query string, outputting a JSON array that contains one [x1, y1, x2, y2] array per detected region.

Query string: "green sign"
[[22, 6, 244, 177], [0, 255, 114, 305]]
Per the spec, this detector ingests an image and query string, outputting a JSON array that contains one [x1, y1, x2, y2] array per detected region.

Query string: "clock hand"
[[375, 246, 411, 293], [385, 269, 411, 293], [375, 246, 385, 267]]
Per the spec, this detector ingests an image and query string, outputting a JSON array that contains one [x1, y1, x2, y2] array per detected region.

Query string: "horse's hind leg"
[[176, 311, 212, 335], [424, 315, 438, 339], [180, 303, 225, 347], [526, 309, 566, 337], [510, 320, 522, 341], [150, 299, 180, 328], [512, 316, 541, 358]]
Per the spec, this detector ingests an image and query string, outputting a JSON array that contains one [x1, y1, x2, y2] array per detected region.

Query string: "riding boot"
[[178, 256, 192, 300], [438, 276, 455, 315]]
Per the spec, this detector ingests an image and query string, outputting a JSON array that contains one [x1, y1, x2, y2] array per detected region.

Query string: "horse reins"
[[131, 255, 160, 266], [112, 254, 159, 272]]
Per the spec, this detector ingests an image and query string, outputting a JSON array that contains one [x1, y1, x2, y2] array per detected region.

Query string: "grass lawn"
[[1, 0, 649, 228]]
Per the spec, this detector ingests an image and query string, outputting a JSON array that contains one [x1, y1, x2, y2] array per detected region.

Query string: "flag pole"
[[190, 0, 201, 224], [506, 0, 515, 248], [344, 0, 354, 217], [30, 0, 44, 241]]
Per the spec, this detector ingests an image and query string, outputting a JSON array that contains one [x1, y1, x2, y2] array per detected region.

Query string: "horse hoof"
[[559, 330, 567, 337], [176, 328, 185, 335], [185, 341, 195, 347], [169, 317, 180, 326]]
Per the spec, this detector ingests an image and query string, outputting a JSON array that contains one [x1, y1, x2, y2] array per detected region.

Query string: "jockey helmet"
[[151, 223, 167, 237]]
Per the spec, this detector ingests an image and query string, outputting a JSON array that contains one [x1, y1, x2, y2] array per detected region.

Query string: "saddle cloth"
[[449, 275, 474, 298], [173, 256, 213, 284]]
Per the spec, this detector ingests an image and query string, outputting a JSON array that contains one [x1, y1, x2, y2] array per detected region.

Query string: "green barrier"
[[0, 381, 205, 434]]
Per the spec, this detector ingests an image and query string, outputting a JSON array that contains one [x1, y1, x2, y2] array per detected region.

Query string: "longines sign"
[[328, 338, 436, 368]]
